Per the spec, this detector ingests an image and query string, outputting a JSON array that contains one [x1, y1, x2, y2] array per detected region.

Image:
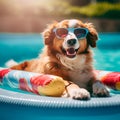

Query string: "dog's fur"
[[11, 19, 109, 99]]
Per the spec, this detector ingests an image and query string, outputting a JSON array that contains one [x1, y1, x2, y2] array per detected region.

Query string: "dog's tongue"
[[66, 48, 76, 56]]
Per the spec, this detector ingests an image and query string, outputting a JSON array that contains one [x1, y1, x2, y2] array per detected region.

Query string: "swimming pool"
[[0, 33, 120, 120]]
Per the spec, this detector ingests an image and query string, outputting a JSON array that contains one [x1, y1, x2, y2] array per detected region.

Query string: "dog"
[[11, 19, 109, 100]]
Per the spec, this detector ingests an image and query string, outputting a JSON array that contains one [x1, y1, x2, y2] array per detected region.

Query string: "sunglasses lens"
[[74, 29, 87, 39], [56, 28, 68, 38]]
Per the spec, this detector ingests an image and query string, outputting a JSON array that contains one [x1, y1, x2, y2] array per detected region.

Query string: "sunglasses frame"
[[53, 27, 89, 39]]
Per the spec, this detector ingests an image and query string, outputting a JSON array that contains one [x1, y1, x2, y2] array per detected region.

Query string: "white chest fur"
[[56, 54, 86, 70], [56, 54, 93, 88]]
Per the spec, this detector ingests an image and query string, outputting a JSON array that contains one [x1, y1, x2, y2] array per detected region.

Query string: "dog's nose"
[[67, 39, 77, 46]]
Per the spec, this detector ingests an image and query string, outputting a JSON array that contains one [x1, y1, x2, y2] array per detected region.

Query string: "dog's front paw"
[[93, 82, 109, 97], [69, 88, 90, 100]]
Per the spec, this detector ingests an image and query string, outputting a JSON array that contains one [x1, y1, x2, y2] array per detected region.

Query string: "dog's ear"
[[42, 22, 57, 45], [85, 23, 98, 47]]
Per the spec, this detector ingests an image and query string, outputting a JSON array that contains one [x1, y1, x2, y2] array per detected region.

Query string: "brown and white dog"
[[11, 19, 109, 100]]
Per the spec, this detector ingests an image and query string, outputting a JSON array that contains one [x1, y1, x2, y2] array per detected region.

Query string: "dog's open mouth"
[[62, 47, 79, 58]]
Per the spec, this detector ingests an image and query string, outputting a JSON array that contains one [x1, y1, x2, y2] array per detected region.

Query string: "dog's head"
[[43, 19, 98, 59]]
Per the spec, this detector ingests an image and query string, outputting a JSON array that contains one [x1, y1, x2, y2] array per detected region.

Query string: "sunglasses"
[[53, 28, 89, 39]]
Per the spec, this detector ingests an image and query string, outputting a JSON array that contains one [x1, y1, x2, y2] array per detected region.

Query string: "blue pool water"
[[0, 33, 120, 120], [0, 33, 120, 71]]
